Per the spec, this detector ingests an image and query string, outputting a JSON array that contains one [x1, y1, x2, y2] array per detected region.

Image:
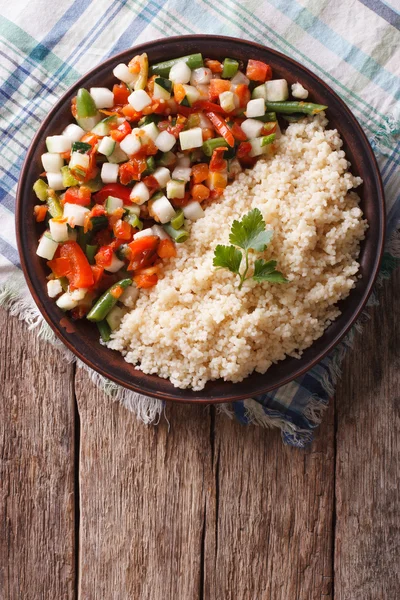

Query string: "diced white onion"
[[90, 87, 115, 108], [46, 135, 71, 153], [264, 79, 289, 102], [128, 89, 152, 111], [41, 153, 64, 173], [62, 123, 85, 143], [140, 122, 159, 141], [113, 63, 137, 85], [169, 61, 191, 84], [97, 136, 115, 156], [63, 203, 90, 227], [230, 71, 250, 87], [166, 179, 185, 199], [101, 162, 119, 184], [104, 254, 125, 273], [152, 166, 171, 187], [36, 234, 58, 260], [171, 166, 191, 181], [219, 91, 235, 113], [151, 224, 170, 240], [133, 227, 156, 240], [56, 292, 78, 311], [182, 201, 205, 221], [190, 67, 212, 86], [149, 195, 176, 224], [47, 279, 63, 298], [49, 218, 68, 242], [46, 172, 64, 191], [176, 153, 191, 167], [130, 181, 150, 205], [240, 118, 265, 139], [155, 130, 176, 152], [69, 151, 90, 170], [179, 127, 203, 150], [119, 133, 141, 156], [69, 287, 88, 301], [245, 98, 265, 118]]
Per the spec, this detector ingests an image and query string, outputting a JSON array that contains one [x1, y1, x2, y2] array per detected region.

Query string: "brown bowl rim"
[[16, 34, 385, 404]]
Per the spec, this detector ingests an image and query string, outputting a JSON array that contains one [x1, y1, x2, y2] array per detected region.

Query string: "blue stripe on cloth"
[[0, 238, 20, 267], [267, 0, 400, 100], [0, 190, 17, 212], [233, 401, 249, 424], [358, 0, 400, 29]]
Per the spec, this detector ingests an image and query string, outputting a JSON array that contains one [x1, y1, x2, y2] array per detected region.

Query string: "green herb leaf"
[[213, 245, 242, 274], [253, 259, 288, 283], [229, 208, 273, 252]]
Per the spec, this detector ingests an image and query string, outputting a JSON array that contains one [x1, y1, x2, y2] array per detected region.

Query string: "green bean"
[[163, 224, 189, 243], [76, 88, 97, 118], [254, 111, 277, 122], [85, 244, 98, 264], [170, 208, 184, 230], [260, 133, 276, 146], [87, 278, 132, 322], [222, 58, 239, 79], [202, 137, 230, 157], [149, 53, 203, 78], [33, 179, 48, 202], [96, 319, 111, 342], [265, 101, 328, 115]]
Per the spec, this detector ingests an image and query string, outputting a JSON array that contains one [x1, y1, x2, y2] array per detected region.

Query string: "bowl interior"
[[17, 36, 385, 403]]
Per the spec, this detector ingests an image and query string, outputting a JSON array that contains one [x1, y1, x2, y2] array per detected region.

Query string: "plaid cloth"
[[1, 0, 399, 446]]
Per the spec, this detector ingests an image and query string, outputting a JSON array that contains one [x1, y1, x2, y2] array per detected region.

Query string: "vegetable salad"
[[33, 51, 327, 340]]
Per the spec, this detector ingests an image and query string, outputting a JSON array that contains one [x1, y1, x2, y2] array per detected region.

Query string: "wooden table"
[[1, 268, 399, 599]]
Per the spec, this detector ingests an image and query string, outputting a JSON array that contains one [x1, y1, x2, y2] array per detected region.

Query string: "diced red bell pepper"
[[94, 183, 132, 205], [235, 84, 251, 108], [47, 256, 71, 278], [245, 59, 272, 82], [210, 147, 228, 172], [59, 241, 94, 289], [230, 121, 247, 141], [94, 245, 114, 268], [127, 236, 159, 271], [236, 141, 252, 159], [133, 266, 159, 288], [205, 59, 223, 73], [110, 120, 132, 142], [191, 100, 226, 114], [157, 238, 177, 259], [64, 186, 92, 207], [205, 112, 235, 147], [209, 79, 231, 102], [113, 83, 130, 105], [113, 219, 132, 241]]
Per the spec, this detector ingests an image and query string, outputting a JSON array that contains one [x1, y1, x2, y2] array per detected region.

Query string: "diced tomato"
[[157, 238, 177, 259], [142, 175, 159, 195], [121, 105, 142, 120], [210, 147, 228, 172], [94, 183, 132, 205], [230, 121, 247, 141], [209, 188, 225, 199], [80, 133, 98, 148], [192, 163, 209, 183], [64, 186, 92, 207], [170, 190, 192, 208], [236, 141, 252, 159], [205, 112, 235, 147], [133, 266, 159, 288], [205, 59, 223, 73], [47, 256, 71, 278], [246, 59, 272, 83], [192, 184, 210, 202], [209, 79, 230, 102], [107, 207, 125, 230], [91, 265, 104, 287], [110, 120, 132, 142], [113, 83, 130, 105], [119, 162, 137, 186], [174, 84, 186, 104], [34, 205, 48, 222], [95, 245, 114, 268], [191, 100, 226, 114], [113, 219, 132, 241], [202, 128, 214, 141], [59, 241, 95, 289], [140, 137, 158, 156], [89, 204, 106, 218], [127, 235, 159, 271], [235, 84, 251, 108]]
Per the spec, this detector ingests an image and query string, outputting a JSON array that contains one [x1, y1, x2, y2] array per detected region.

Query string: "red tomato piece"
[[191, 100, 226, 114], [235, 84, 251, 108], [94, 245, 114, 268], [59, 241, 94, 289], [110, 120, 132, 142], [210, 147, 228, 172], [113, 83, 130, 105], [113, 219, 132, 241], [94, 183, 132, 205], [236, 141, 252, 158], [157, 239, 177, 259], [34, 205, 48, 222], [191, 163, 209, 183], [127, 236, 159, 271], [133, 266, 159, 288], [245, 59, 272, 82], [64, 186, 92, 207], [205, 59, 223, 73], [209, 79, 231, 102]]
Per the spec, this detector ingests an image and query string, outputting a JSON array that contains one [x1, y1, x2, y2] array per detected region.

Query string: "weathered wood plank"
[[204, 404, 335, 600], [0, 308, 76, 600], [75, 369, 212, 600], [335, 268, 400, 599]]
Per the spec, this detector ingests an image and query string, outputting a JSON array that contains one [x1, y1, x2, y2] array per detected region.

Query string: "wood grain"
[[335, 267, 400, 600], [0, 308, 76, 600], [203, 406, 335, 600], [75, 368, 212, 600]]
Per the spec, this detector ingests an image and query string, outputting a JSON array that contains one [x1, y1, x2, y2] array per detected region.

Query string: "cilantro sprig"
[[213, 208, 288, 290]]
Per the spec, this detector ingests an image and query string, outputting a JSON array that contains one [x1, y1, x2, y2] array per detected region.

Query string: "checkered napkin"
[[1, 0, 399, 446]]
